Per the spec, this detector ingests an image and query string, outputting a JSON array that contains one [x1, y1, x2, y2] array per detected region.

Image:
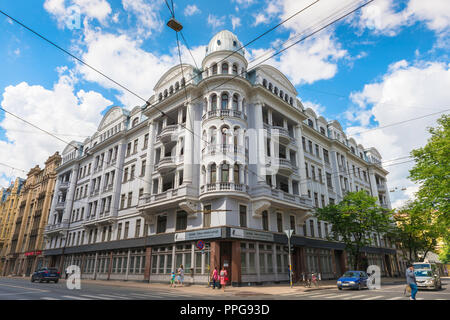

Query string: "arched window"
[[211, 94, 217, 110], [280, 90, 284, 98], [269, 83, 273, 91], [164, 89, 168, 98], [232, 64, 238, 75], [221, 126, 229, 145], [233, 127, 239, 147], [221, 163, 229, 182], [210, 127, 217, 144], [232, 94, 238, 110], [181, 77, 185, 87], [175, 82, 180, 91], [274, 87, 279, 95], [132, 118, 139, 127], [234, 164, 240, 184], [169, 86, 174, 94], [158, 93, 162, 101], [212, 64, 218, 75], [289, 97, 293, 105], [210, 164, 216, 183], [222, 63, 229, 74], [221, 93, 228, 110], [263, 79, 267, 88]]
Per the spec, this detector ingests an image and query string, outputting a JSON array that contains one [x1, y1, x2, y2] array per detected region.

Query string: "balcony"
[[252, 184, 313, 210], [266, 158, 295, 175], [103, 184, 114, 192], [154, 156, 177, 174], [44, 220, 69, 235], [202, 144, 248, 159], [157, 124, 178, 144], [59, 181, 69, 190], [202, 109, 247, 122], [138, 185, 196, 210], [264, 124, 295, 145], [377, 184, 386, 193], [90, 189, 100, 197], [200, 182, 249, 194], [55, 201, 66, 211]]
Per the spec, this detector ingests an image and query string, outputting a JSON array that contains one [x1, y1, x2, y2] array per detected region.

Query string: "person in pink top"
[[220, 266, 228, 292], [211, 267, 219, 289]]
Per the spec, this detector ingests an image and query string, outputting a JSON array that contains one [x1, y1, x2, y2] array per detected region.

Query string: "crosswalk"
[[280, 290, 429, 300], [38, 291, 196, 300]]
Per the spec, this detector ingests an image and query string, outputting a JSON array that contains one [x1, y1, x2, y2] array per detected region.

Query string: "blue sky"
[[0, 0, 449, 208]]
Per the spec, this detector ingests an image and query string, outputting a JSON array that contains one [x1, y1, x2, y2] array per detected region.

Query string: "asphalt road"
[[0, 277, 448, 300]]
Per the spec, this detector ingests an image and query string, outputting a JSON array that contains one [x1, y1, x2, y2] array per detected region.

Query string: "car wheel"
[[54, 279, 59, 283], [338, 287, 342, 290], [31, 277, 34, 283]]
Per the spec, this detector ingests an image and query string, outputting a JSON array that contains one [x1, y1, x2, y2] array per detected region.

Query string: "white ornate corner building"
[[41, 30, 399, 284]]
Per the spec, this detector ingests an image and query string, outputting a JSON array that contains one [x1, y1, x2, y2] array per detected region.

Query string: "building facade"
[[2, 153, 61, 276], [0, 178, 25, 274], [42, 30, 399, 284]]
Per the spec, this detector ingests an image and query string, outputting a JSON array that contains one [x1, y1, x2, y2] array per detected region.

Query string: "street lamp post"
[[284, 229, 294, 288]]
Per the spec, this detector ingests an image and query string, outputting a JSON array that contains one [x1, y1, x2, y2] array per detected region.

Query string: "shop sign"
[[175, 228, 222, 242], [230, 228, 274, 242], [25, 251, 42, 257]]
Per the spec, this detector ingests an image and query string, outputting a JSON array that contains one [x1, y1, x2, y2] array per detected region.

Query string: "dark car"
[[31, 267, 60, 283], [337, 271, 368, 290]]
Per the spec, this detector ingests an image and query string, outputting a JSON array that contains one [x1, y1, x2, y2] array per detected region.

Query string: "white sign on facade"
[[230, 228, 274, 242], [175, 228, 222, 242]]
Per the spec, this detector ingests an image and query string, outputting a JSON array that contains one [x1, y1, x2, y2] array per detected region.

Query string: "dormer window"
[[164, 89, 168, 98], [217, 39, 221, 46], [307, 119, 314, 128], [233, 40, 237, 47]]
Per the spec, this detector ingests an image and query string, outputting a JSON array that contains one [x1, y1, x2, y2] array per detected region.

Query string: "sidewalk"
[[1, 275, 407, 297]]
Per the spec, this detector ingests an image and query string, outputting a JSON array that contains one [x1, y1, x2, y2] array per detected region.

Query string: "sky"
[[0, 0, 449, 209]]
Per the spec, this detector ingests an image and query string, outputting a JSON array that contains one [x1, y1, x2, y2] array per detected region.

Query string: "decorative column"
[[231, 241, 241, 286], [144, 247, 152, 282], [183, 103, 194, 184], [295, 125, 308, 196], [254, 102, 266, 184], [144, 121, 155, 194]]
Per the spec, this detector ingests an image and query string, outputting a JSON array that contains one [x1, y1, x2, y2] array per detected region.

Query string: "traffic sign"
[[196, 240, 205, 250]]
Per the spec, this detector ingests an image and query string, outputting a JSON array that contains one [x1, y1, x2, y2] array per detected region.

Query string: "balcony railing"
[[59, 181, 69, 189], [44, 221, 69, 233], [55, 201, 66, 210], [103, 184, 114, 192], [90, 189, 100, 197], [202, 109, 247, 121], [200, 182, 249, 194], [202, 144, 248, 157]]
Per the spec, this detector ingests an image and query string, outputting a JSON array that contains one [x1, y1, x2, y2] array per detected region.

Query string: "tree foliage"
[[409, 114, 450, 237], [391, 200, 443, 262], [315, 190, 393, 270]]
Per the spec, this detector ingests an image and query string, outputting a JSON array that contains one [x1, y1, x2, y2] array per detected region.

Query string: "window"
[[222, 63, 228, 74], [124, 222, 129, 239], [117, 223, 122, 240], [126, 143, 131, 157], [276, 213, 283, 233], [133, 139, 138, 154], [203, 205, 211, 228], [290, 215, 295, 234], [127, 192, 132, 208], [120, 194, 125, 209], [130, 165, 135, 180], [210, 164, 216, 183], [232, 64, 238, 75], [314, 193, 319, 208], [308, 140, 313, 153], [212, 64, 217, 75], [176, 211, 187, 231], [211, 94, 217, 110], [311, 165, 316, 180], [123, 168, 129, 182], [232, 94, 238, 110], [157, 215, 167, 234], [326, 173, 333, 189], [318, 168, 323, 183], [315, 144, 320, 158], [143, 134, 149, 149], [141, 160, 146, 176], [221, 93, 228, 109], [139, 188, 144, 199], [221, 163, 229, 182], [309, 220, 315, 237], [262, 211, 268, 231], [323, 149, 330, 164], [239, 205, 247, 228], [305, 162, 309, 178], [135, 219, 141, 238], [321, 195, 325, 208]]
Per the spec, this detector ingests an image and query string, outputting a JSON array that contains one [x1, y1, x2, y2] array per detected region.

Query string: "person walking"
[[220, 266, 228, 292], [170, 271, 176, 287], [177, 264, 184, 287], [211, 267, 219, 289], [406, 264, 418, 300]]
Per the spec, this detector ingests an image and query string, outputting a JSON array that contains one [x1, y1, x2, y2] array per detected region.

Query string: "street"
[[0, 277, 448, 300]]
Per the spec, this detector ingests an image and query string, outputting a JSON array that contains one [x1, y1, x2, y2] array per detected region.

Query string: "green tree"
[[315, 190, 393, 270], [409, 114, 450, 237], [391, 200, 442, 262], [438, 242, 450, 264]]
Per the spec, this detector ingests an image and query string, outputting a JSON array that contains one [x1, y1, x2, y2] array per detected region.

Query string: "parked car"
[[337, 271, 369, 290], [414, 268, 442, 290], [31, 267, 60, 283]]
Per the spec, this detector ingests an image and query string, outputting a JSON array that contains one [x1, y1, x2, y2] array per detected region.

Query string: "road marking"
[[97, 294, 132, 300], [62, 295, 91, 300], [308, 293, 343, 298], [41, 297, 60, 300], [362, 295, 384, 300], [342, 294, 368, 300], [322, 294, 353, 299], [0, 290, 50, 296], [387, 297, 403, 300], [80, 294, 115, 300], [0, 283, 48, 292]]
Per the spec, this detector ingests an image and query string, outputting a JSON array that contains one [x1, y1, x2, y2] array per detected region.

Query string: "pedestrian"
[[211, 267, 219, 289], [220, 266, 228, 292], [177, 264, 184, 287], [406, 264, 418, 300], [170, 271, 176, 287]]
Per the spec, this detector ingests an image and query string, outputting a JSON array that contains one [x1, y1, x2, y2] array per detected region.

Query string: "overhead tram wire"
[[1, 0, 432, 190]]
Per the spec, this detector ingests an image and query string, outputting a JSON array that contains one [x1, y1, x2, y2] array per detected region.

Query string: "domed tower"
[[199, 30, 250, 200]]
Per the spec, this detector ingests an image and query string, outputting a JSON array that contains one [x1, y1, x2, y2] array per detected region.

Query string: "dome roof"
[[206, 30, 244, 57]]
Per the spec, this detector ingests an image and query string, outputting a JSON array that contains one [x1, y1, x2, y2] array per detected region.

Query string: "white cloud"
[[302, 101, 326, 116], [345, 60, 450, 208], [184, 4, 200, 16], [77, 24, 206, 106], [230, 16, 241, 30], [121, 0, 164, 39], [207, 14, 226, 29], [0, 71, 112, 188], [44, 0, 112, 27], [232, 0, 256, 6], [252, 13, 269, 26]]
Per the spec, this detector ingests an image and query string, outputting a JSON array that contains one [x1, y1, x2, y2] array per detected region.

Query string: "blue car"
[[31, 267, 60, 283], [337, 271, 368, 290]]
